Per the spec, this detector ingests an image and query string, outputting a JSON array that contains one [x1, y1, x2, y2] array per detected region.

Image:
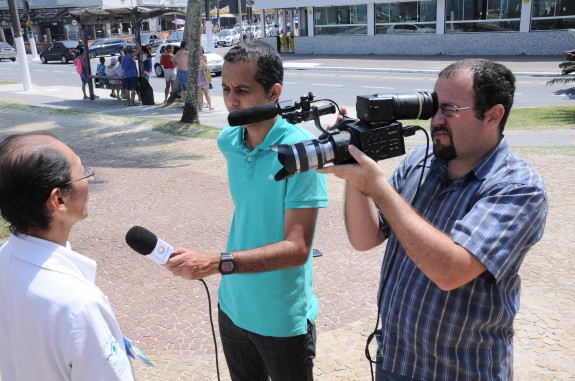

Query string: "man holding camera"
[[318, 59, 547, 380], [166, 40, 328, 380]]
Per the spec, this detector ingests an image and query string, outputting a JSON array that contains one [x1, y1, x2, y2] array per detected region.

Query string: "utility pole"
[[7, 0, 32, 90], [205, 0, 213, 51], [23, 0, 38, 60]]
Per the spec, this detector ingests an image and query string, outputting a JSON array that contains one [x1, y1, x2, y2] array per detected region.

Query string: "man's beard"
[[432, 126, 457, 161]]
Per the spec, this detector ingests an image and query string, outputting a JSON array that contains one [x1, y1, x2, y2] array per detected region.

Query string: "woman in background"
[[141, 45, 153, 82], [198, 46, 213, 111]]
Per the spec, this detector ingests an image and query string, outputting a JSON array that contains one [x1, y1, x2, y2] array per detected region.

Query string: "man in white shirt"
[[0, 132, 135, 381]]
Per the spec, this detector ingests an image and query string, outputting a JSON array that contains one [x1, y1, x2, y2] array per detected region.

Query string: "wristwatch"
[[219, 252, 236, 275]]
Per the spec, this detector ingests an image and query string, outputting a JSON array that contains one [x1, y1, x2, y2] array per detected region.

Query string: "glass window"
[[445, 0, 522, 33], [531, 0, 575, 30], [314, 5, 368, 35], [375, 1, 437, 35]]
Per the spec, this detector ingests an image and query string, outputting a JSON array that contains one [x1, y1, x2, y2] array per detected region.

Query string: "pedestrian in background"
[[141, 45, 153, 82], [105, 57, 122, 100], [172, 40, 189, 103], [121, 40, 141, 106], [161, 44, 177, 103], [73, 47, 89, 100], [198, 45, 214, 111], [96, 56, 107, 88]]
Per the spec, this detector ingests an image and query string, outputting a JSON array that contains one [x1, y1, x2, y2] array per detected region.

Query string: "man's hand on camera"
[[317, 145, 387, 197], [327, 106, 350, 130]]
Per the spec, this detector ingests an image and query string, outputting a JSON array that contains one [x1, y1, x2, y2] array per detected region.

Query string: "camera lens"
[[394, 91, 438, 120], [356, 91, 438, 122], [271, 139, 336, 181]]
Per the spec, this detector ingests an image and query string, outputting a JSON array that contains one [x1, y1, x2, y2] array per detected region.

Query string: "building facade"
[[0, 0, 187, 44], [256, 0, 575, 55]]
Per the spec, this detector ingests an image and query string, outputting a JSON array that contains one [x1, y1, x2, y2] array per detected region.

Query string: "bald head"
[[0, 133, 74, 234]]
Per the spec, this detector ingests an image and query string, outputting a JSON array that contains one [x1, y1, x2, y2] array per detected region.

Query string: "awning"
[[67, 6, 184, 26]]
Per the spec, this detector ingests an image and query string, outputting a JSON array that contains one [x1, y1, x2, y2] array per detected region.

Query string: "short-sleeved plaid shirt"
[[377, 138, 547, 380]]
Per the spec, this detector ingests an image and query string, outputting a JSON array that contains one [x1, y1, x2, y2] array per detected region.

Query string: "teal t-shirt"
[[217, 117, 328, 337]]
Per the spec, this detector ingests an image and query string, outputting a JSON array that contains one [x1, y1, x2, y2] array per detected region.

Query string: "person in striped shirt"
[[319, 58, 547, 381]]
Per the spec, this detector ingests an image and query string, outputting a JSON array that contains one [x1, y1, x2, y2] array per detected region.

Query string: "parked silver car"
[[0, 42, 16, 62]]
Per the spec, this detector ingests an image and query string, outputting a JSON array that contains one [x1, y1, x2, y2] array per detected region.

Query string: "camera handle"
[[282, 104, 337, 132]]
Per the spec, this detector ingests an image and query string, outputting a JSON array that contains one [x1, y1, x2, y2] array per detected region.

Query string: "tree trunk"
[[180, 0, 203, 124]]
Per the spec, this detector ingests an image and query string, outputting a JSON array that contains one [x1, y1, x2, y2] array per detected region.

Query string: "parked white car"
[[152, 42, 224, 77], [215, 29, 240, 47]]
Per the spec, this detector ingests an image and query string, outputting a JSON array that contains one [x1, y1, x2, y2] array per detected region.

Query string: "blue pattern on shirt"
[[377, 137, 547, 381]]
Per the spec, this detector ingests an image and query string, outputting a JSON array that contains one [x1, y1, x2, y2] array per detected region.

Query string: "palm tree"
[[546, 29, 575, 87]]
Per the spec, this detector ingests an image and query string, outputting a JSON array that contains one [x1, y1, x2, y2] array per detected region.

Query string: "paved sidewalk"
[[0, 54, 573, 380]]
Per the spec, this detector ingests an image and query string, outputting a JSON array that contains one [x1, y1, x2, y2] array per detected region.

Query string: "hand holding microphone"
[[125, 226, 219, 280], [125, 227, 223, 379]]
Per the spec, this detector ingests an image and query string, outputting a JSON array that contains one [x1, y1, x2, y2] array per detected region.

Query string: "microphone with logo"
[[125, 226, 173, 265]]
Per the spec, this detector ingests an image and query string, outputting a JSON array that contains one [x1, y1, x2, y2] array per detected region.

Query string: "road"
[[0, 54, 572, 110]]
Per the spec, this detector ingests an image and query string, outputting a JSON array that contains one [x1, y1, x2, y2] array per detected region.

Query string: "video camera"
[[270, 91, 438, 181]]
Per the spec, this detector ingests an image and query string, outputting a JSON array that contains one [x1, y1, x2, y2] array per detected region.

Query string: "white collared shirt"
[[0, 234, 135, 381]]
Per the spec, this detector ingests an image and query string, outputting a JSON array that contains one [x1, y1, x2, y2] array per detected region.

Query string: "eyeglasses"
[[61, 167, 95, 186], [439, 103, 481, 118]]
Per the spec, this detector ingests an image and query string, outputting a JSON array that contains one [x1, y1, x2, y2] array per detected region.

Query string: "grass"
[[1, 101, 573, 137], [402, 104, 575, 131], [0, 102, 222, 137], [153, 121, 221, 139], [0, 218, 8, 240]]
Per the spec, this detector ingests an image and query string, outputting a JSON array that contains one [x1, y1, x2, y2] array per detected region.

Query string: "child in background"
[[96, 56, 107, 88]]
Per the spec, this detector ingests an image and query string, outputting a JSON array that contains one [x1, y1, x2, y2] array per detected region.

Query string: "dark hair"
[[224, 40, 283, 93], [142, 45, 152, 56], [99, 56, 105, 64], [180, 40, 188, 49], [0, 133, 73, 234], [439, 59, 515, 133]]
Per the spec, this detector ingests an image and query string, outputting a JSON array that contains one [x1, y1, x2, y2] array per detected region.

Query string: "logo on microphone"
[[157, 246, 166, 254]]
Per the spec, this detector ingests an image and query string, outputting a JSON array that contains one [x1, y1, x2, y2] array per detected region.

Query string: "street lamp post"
[[205, 0, 213, 50]]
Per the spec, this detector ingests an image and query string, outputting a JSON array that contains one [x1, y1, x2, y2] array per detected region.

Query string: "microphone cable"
[[365, 126, 430, 381], [198, 279, 221, 381]]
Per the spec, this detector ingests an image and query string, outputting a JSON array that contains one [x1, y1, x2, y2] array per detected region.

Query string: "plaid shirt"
[[377, 138, 547, 380]]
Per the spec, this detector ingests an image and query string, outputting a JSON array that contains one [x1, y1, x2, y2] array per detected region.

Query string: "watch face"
[[221, 261, 235, 273]]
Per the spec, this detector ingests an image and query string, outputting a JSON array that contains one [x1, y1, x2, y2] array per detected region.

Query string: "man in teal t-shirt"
[[167, 41, 328, 380]]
